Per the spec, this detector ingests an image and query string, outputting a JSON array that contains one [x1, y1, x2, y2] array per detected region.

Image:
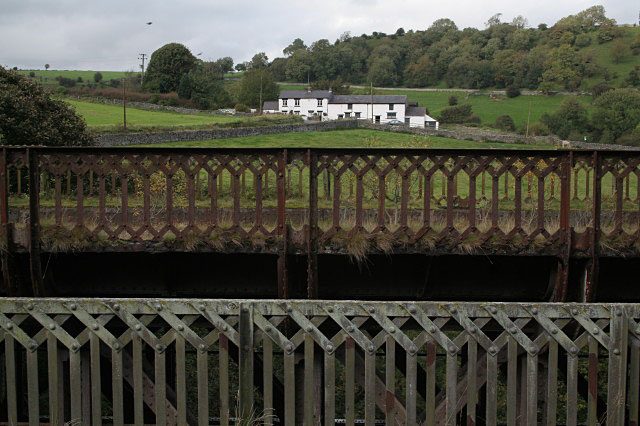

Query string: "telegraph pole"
[[370, 81, 374, 123], [259, 72, 263, 115], [139, 53, 147, 84], [122, 78, 127, 130]]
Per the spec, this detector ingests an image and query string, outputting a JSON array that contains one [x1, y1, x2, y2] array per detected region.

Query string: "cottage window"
[[294, 99, 301, 107], [282, 99, 288, 107], [355, 112, 361, 119], [389, 104, 394, 110], [345, 112, 351, 118], [387, 112, 396, 119], [317, 99, 323, 107], [347, 103, 353, 110]]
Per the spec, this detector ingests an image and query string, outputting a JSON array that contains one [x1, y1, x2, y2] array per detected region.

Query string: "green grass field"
[[140, 128, 555, 149], [66, 99, 242, 130], [580, 26, 640, 88], [18, 70, 137, 88]]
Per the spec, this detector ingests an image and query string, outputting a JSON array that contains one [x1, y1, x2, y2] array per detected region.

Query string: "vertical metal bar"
[[425, 340, 436, 426], [155, 350, 167, 426], [5, 335, 17, 424], [345, 337, 355, 426], [507, 337, 517, 426], [70, 349, 82, 422], [588, 336, 599, 426], [406, 349, 417, 425], [365, 349, 375, 426], [307, 149, 318, 298], [27, 148, 44, 296], [324, 348, 335, 426], [112, 348, 124, 426], [304, 333, 314, 425], [26, 346, 39, 426], [175, 335, 186, 426], [239, 302, 254, 420], [527, 353, 538, 426], [566, 352, 578, 426], [0, 148, 16, 297], [385, 336, 396, 426], [133, 334, 143, 426], [486, 349, 498, 426], [546, 339, 558, 426], [284, 351, 295, 426], [219, 334, 229, 426], [48, 334, 61, 426], [197, 346, 209, 426], [629, 338, 639, 426], [263, 336, 273, 425], [467, 338, 477, 426], [587, 152, 601, 302], [76, 169, 84, 226], [277, 150, 288, 299], [446, 350, 457, 426], [607, 307, 628, 426], [90, 333, 102, 426]]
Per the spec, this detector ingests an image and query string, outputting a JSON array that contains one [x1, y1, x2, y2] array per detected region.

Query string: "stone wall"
[[96, 119, 359, 146], [73, 96, 256, 116]]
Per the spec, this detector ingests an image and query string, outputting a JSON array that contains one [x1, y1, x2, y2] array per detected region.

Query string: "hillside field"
[[18, 70, 137, 87]]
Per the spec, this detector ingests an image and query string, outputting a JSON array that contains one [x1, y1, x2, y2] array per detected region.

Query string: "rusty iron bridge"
[[0, 146, 639, 424]]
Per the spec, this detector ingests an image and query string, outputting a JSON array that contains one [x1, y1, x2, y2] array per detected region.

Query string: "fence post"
[[239, 302, 254, 420], [277, 149, 289, 299], [586, 151, 601, 302], [0, 149, 17, 296], [307, 149, 318, 298], [607, 306, 628, 426], [554, 151, 572, 302], [27, 148, 45, 297]]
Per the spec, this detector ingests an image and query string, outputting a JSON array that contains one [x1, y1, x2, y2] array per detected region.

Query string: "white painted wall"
[[279, 98, 329, 118], [327, 103, 406, 124]]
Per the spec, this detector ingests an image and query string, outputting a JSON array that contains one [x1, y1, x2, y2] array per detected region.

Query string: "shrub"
[[465, 115, 481, 124], [495, 115, 515, 131], [109, 79, 120, 88], [528, 122, 550, 136], [76, 76, 83, 83], [28, 71, 35, 78], [56, 76, 76, 88], [235, 103, 250, 113], [505, 86, 521, 98], [574, 33, 592, 48], [438, 104, 473, 123], [93, 72, 103, 83], [591, 82, 613, 98], [448, 95, 458, 106]]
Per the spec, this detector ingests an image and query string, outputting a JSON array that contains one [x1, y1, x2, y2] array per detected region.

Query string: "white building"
[[264, 90, 439, 129]]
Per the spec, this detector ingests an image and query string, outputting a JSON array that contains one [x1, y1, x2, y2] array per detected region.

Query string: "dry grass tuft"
[[375, 233, 395, 253], [183, 230, 203, 251], [332, 230, 371, 262]]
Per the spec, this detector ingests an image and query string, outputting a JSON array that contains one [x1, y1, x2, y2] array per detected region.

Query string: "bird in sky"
[[146, 22, 152, 25]]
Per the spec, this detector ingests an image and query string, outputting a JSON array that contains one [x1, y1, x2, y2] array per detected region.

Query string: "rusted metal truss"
[[2, 147, 640, 299], [0, 298, 636, 425]]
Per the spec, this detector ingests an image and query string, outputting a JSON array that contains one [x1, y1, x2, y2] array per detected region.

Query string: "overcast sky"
[[0, 1, 636, 71]]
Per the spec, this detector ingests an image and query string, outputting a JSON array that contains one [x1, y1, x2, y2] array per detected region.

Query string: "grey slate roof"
[[406, 106, 427, 117], [262, 101, 279, 111], [279, 90, 333, 99], [329, 95, 408, 104]]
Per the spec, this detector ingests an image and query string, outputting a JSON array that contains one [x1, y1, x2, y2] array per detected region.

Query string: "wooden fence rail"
[[0, 298, 636, 425]]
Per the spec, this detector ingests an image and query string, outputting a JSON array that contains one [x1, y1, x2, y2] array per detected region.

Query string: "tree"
[[238, 69, 279, 108], [44, 64, 49, 71], [592, 89, 640, 142], [0, 67, 93, 146], [177, 73, 192, 99], [235, 63, 247, 72], [283, 38, 307, 56], [610, 40, 628, 64], [485, 13, 502, 28], [187, 62, 231, 109], [93, 72, 103, 83], [248, 52, 268, 70], [438, 104, 473, 123], [626, 66, 640, 87], [214, 57, 234, 74], [540, 97, 589, 139], [495, 115, 515, 131], [510, 16, 528, 29], [143, 43, 197, 93]]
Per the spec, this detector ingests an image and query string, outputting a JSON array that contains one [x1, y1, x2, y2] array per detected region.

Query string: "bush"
[[56, 76, 76, 88], [234, 103, 250, 112], [76, 76, 83, 83], [28, 71, 35, 78], [528, 122, 550, 136], [93, 72, 103, 83], [448, 95, 458, 106], [438, 104, 473, 123], [109, 79, 120, 88], [574, 33, 592, 48], [591, 82, 613, 98], [465, 115, 481, 124], [505, 86, 521, 98], [495, 115, 515, 131]]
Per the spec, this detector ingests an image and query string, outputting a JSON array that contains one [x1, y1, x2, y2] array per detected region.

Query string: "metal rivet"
[[593, 328, 599, 335], [326, 343, 334, 352], [389, 327, 395, 333], [409, 306, 417, 314], [135, 324, 142, 331], [286, 305, 293, 313], [156, 304, 163, 311], [327, 306, 334, 313], [489, 306, 497, 314], [347, 325, 354, 333], [551, 328, 558, 334], [450, 307, 457, 314], [531, 308, 538, 315], [176, 325, 183, 331], [6, 323, 13, 330], [530, 347, 538, 355], [113, 304, 120, 311], [198, 304, 206, 311], [222, 325, 228, 331], [469, 327, 476, 334], [369, 307, 376, 313], [199, 344, 206, 351], [489, 346, 498, 354], [571, 308, 578, 315], [509, 327, 517, 334], [29, 342, 37, 351], [449, 345, 457, 354], [570, 347, 578, 355], [409, 344, 418, 354], [368, 344, 375, 353], [286, 343, 294, 353], [26, 303, 34, 311], [614, 348, 621, 355], [92, 324, 99, 331], [265, 326, 272, 332], [70, 304, 77, 311], [49, 323, 56, 330], [429, 326, 437, 334], [156, 344, 164, 352], [306, 326, 313, 333], [114, 342, 121, 350], [71, 343, 78, 351]]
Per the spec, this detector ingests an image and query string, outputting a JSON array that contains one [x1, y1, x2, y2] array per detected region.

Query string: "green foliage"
[[591, 81, 613, 97], [0, 67, 93, 146], [610, 40, 628, 64], [187, 63, 231, 110], [234, 103, 250, 113], [626, 66, 640, 87], [596, 19, 620, 43], [248, 52, 269, 70], [55, 76, 76, 88], [505, 85, 521, 98], [28, 71, 35, 78], [540, 97, 589, 139], [495, 114, 515, 131], [448, 95, 458, 106], [177, 73, 192, 99], [238, 70, 279, 108], [592, 89, 640, 142], [574, 33, 592, 48], [144, 43, 197, 93], [438, 104, 473, 123], [283, 38, 306, 56], [310, 79, 351, 95]]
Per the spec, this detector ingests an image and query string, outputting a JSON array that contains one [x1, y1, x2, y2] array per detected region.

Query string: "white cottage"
[[266, 90, 438, 129]]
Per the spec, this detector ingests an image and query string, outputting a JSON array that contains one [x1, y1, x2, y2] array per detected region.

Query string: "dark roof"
[[262, 101, 279, 111], [406, 106, 427, 117], [279, 90, 333, 99], [329, 95, 408, 104]]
